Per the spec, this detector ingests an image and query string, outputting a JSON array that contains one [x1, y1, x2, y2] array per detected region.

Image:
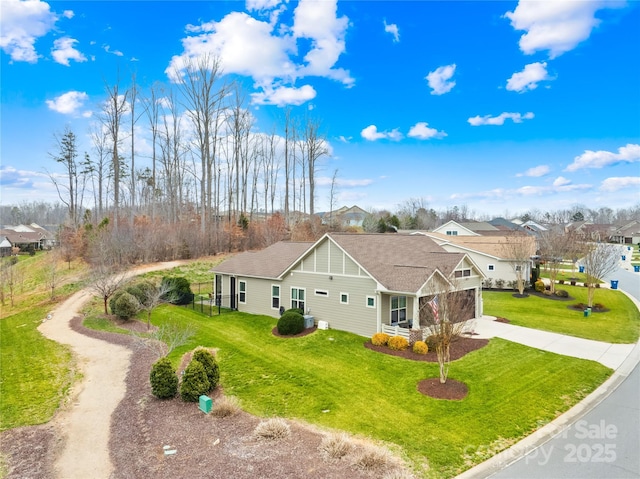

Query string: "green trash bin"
[[583, 309, 589, 317], [199, 395, 212, 414]]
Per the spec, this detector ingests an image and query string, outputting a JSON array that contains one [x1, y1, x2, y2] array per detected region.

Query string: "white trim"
[[366, 295, 376, 308], [291, 286, 306, 311], [340, 292, 349, 304], [239, 280, 247, 304], [488, 264, 495, 271]]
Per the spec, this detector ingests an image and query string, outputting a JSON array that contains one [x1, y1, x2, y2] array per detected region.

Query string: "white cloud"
[[553, 176, 571, 187], [46, 91, 89, 115], [251, 84, 316, 106], [407, 122, 447, 140], [516, 165, 550, 177], [468, 112, 534, 126], [504, 1, 621, 58], [103, 44, 124, 56], [565, 144, 640, 172], [0, 0, 59, 63], [506, 62, 552, 92], [450, 178, 591, 201], [426, 64, 456, 95], [167, 0, 352, 107], [361, 125, 402, 141], [51, 37, 86, 66], [337, 135, 352, 143], [600, 177, 640, 192], [383, 20, 400, 42]]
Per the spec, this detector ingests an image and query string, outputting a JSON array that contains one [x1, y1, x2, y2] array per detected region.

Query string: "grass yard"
[[484, 286, 640, 343], [151, 306, 611, 478], [0, 306, 75, 431]]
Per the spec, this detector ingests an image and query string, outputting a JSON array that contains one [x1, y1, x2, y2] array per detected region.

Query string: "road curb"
[[456, 281, 640, 479]]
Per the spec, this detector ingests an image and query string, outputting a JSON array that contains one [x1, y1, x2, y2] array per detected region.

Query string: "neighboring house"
[[0, 223, 57, 250], [432, 220, 481, 237], [0, 236, 12, 257], [610, 220, 640, 245], [319, 205, 368, 228], [212, 233, 484, 340], [412, 231, 537, 289]]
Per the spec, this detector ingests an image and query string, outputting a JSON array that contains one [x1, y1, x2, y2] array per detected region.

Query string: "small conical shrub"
[[149, 357, 178, 399], [113, 291, 140, 320], [192, 348, 219, 389], [180, 359, 210, 402]]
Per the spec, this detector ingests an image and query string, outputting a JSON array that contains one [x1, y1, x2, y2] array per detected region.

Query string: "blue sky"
[[1, 0, 639, 217]]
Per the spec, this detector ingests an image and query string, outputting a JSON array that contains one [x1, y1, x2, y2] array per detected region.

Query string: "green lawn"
[[484, 286, 640, 343], [0, 306, 75, 431], [151, 306, 611, 478]]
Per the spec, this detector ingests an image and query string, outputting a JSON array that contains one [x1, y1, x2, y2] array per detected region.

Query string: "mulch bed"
[[528, 291, 575, 301], [364, 336, 488, 363], [272, 326, 317, 338], [417, 378, 468, 400]]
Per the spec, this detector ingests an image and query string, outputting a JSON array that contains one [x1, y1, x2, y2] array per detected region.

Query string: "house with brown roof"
[[212, 233, 484, 339]]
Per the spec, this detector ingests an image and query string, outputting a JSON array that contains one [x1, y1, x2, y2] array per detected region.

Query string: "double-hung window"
[[272, 285, 280, 309], [239, 280, 247, 303], [391, 296, 407, 324], [291, 287, 305, 312]]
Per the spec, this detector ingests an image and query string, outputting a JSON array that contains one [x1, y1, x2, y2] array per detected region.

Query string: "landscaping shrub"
[[180, 359, 210, 402], [412, 340, 428, 355], [352, 443, 394, 471], [211, 396, 241, 418], [534, 279, 545, 293], [483, 278, 493, 289], [425, 335, 438, 350], [109, 290, 126, 315], [555, 289, 569, 298], [149, 357, 178, 399], [284, 307, 304, 315], [495, 279, 505, 289], [192, 348, 219, 389], [319, 433, 353, 461], [508, 280, 518, 290], [113, 291, 140, 319], [387, 336, 408, 351], [371, 332, 390, 346], [276, 310, 304, 335], [161, 276, 194, 305], [254, 418, 291, 440], [125, 284, 144, 302]]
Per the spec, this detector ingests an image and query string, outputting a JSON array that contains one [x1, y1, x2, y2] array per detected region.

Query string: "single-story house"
[[411, 231, 537, 289], [0, 236, 13, 257], [212, 233, 484, 340]]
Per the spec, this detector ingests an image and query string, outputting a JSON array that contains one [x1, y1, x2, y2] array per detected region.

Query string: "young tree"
[[135, 280, 172, 330], [538, 229, 578, 293], [328, 168, 339, 230], [500, 233, 536, 295], [46, 250, 60, 300], [582, 243, 620, 307], [419, 279, 472, 383]]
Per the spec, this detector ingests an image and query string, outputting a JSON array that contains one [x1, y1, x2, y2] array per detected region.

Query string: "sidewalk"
[[471, 316, 636, 369]]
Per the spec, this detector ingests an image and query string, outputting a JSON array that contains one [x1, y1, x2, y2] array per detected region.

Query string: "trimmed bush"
[[109, 290, 126, 315], [371, 332, 390, 346], [425, 335, 438, 350], [412, 340, 428, 355], [113, 291, 140, 319], [387, 336, 408, 351], [277, 310, 304, 335], [555, 289, 569, 298], [483, 278, 493, 289], [534, 279, 545, 293], [180, 359, 210, 402], [149, 357, 178, 399], [495, 279, 505, 289], [192, 348, 219, 389], [161, 276, 194, 305]]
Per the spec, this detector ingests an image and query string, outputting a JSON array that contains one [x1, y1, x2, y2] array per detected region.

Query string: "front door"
[[230, 277, 236, 310]]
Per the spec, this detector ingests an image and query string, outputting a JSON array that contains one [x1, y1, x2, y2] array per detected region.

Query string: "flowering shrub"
[[371, 332, 390, 346], [412, 341, 428, 355], [387, 335, 408, 351]]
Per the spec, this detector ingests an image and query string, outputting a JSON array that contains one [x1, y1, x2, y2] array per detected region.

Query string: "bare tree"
[[328, 168, 339, 229], [301, 117, 329, 216], [135, 280, 173, 330], [419, 279, 472, 383], [101, 78, 129, 231], [581, 243, 620, 307], [134, 321, 195, 358], [46, 250, 60, 300], [500, 233, 536, 295], [539, 229, 579, 293]]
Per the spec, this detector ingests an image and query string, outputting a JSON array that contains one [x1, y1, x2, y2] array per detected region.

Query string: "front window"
[[366, 296, 376, 308], [340, 292, 349, 304], [239, 280, 246, 303], [291, 287, 305, 312], [391, 295, 407, 324], [272, 285, 280, 309], [455, 269, 471, 278]]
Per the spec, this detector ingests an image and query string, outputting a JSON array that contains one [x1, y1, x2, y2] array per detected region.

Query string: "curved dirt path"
[[37, 261, 188, 479]]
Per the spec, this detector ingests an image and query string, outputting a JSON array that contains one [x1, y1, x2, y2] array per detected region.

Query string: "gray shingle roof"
[[212, 241, 312, 278], [328, 233, 465, 292]]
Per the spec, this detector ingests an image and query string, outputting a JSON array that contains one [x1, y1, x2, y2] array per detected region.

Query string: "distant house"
[[0, 236, 12, 257], [212, 233, 484, 340], [319, 205, 368, 228], [610, 220, 640, 245], [412, 231, 537, 289], [0, 223, 57, 251]]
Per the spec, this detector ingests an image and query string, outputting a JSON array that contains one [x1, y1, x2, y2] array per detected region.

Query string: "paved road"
[[488, 262, 640, 479]]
